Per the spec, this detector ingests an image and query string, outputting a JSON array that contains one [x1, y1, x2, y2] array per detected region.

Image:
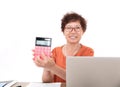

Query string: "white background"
[[0, 0, 120, 82]]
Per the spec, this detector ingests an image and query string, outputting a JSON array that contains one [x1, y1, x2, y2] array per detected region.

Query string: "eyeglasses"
[[65, 26, 81, 32]]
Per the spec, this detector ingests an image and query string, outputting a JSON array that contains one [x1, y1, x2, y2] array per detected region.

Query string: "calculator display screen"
[[36, 40, 50, 46], [35, 37, 52, 47]]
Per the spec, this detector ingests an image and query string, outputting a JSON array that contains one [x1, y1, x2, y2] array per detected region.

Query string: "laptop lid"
[[66, 56, 120, 87]]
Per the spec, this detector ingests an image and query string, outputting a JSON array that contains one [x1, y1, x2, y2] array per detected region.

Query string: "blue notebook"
[[0, 82, 7, 87]]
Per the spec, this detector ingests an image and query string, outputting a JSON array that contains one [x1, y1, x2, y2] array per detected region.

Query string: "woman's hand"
[[33, 53, 55, 70], [32, 49, 66, 80]]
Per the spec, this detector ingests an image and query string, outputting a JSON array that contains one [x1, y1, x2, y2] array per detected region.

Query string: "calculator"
[[34, 37, 52, 58]]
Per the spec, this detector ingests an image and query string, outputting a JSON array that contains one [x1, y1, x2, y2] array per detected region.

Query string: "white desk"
[[12, 82, 66, 87]]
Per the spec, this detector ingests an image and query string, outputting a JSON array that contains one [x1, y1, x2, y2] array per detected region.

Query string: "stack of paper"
[[27, 82, 61, 87]]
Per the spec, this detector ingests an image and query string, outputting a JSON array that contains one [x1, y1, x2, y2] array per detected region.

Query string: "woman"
[[33, 12, 94, 83]]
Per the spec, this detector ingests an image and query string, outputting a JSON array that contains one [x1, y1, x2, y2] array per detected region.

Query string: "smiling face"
[[63, 21, 84, 44]]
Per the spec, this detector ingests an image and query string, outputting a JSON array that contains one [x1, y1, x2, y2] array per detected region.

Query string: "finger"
[[32, 49, 35, 52], [32, 57, 35, 61], [32, 49, 36, 56], [41, 52, 48, 60], [33, 53, 35, 56], [34, 56, 43, 66], [49, 52, 53, 58], [36, 56, 44, 63], [33, 53, 38, 57], [34, 59, 41, 67]]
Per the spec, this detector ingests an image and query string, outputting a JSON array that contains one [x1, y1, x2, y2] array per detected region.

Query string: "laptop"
[[66, 57, 120, 87]]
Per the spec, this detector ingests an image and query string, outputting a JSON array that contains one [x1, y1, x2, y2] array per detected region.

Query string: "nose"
[[71, 28, 76, 32]]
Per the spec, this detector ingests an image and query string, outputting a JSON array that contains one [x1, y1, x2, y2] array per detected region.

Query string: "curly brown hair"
[[61, 12, 87, 32]]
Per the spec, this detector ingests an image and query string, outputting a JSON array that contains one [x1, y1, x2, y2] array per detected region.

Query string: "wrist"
[[44, 68, 50, 72], [49, 64, 57, 72]]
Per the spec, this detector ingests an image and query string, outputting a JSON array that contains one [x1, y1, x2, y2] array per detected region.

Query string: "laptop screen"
[[66, 56, 120, 87]]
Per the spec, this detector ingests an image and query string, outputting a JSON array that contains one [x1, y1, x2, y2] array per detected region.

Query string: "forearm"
[[42, 69, 54, 83], [50, 64, 66, 80], [33, 54, 66, 81]]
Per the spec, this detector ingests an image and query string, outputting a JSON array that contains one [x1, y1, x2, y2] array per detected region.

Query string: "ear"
[[81, 30, 84, 36], [63, 31, 66, 36]]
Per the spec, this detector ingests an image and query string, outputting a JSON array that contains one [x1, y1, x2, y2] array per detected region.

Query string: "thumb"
[[41, 52, 48, 60]]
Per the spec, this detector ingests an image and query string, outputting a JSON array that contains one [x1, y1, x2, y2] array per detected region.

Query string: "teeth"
[[70, 36, 76, 38]]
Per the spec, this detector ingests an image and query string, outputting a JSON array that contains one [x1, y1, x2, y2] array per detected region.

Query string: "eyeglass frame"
[[64, 25, 82, 32]]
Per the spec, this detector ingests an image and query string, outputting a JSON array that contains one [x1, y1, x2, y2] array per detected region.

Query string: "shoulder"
[[80, 44, 94, 56], [51, 45, 64, 60], [81, 44, 94, 51]]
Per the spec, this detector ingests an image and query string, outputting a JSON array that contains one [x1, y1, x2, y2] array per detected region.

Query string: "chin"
[[69, 41, 78, 44]]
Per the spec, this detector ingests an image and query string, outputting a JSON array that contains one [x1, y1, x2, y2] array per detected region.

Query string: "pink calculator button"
[[35, 46, 51, 57]]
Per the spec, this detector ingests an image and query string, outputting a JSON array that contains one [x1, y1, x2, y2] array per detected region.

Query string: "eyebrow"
[[65, 25, 81, 27]]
